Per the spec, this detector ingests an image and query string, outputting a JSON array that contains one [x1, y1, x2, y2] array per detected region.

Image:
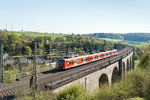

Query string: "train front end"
[[58, 59, 65, 69]]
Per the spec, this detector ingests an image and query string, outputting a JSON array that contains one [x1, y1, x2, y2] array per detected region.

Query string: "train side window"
[[81, 59, 83, 62], [72, 61, 74, 64], [66, 61, 67, 63], [69, 62, 71, 64]]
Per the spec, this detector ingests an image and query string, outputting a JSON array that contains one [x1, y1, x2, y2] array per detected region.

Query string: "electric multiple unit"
[[58, 49, 118, 69]]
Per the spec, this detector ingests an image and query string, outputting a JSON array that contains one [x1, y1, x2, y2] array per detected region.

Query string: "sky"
[[0, 0, 150, 34]]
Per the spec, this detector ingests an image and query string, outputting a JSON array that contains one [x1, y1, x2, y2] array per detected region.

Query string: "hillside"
[[8, 31, 66, 39], [0, 30, 114, 56], [83, 33, 150, 42], [83, 33, 123, 40], [121, 33, 150, 42]]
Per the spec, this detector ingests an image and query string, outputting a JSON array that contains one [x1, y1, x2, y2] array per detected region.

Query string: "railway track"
[[0, 46, 133, 97]]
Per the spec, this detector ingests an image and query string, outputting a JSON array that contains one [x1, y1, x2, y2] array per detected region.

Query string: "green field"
[[102, 38, 122, 42], [9, 31, 66, 39], [102, 38, 144, 47]]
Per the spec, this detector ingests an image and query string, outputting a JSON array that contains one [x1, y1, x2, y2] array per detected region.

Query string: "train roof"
[[63, 49, 117, 61]]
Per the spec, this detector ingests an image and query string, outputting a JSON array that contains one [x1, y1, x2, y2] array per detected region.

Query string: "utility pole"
[[0, 43, 4, 83], [67, 43, 69, 58], [5, 24, 7, 31], [11, 24, 13, 33], [31, 42, 38, 95]]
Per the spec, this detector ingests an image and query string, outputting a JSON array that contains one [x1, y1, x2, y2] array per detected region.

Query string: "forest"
[[84, 33, 150, 42], [0, 30, 114, 57]]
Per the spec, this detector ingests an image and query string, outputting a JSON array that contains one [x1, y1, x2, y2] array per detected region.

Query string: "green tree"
[[24, 46, 32, 56], [75, 48, 85, 56]]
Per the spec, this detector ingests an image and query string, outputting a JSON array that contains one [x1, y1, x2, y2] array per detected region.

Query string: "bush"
[[92, 84, 113, 100], [57, 84, 90, 100], [93, 68, 150, 100], [142, 68, 150, 100], [15, 91, 56, 100]]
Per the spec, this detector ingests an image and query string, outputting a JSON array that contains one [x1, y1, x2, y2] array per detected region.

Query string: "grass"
[[128, 97, 145, 100], [9, 31, 66, 39], [4, 63, 55, 83], [5, 69, 19, 75], [135, 60, 140, 69], [102, 38, 122, 42], [4, 70, 19, 83], [125, 43, 142, 48], [14, 91, 56, 100], [102, 38, 144, 48]]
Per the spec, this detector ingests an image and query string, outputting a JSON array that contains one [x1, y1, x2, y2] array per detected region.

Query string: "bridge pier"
[[132, 47, 135, 69], [119, 57, 123, 76]]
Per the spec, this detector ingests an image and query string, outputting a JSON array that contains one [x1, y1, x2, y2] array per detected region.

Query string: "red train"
[[58, 49, 118, 69]]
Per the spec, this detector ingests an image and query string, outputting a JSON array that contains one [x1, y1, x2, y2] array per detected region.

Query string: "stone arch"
[[99, 73, 109, 87], [127, 59, 130, 71], [122, 62, 125, 75], [112, 67, 119, 83]]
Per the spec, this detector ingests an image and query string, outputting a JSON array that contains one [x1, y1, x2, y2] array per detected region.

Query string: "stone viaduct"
[[50, 47, 134, 93]]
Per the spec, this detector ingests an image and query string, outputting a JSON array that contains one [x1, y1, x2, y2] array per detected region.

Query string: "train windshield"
[[58, 60, 64, 66]]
